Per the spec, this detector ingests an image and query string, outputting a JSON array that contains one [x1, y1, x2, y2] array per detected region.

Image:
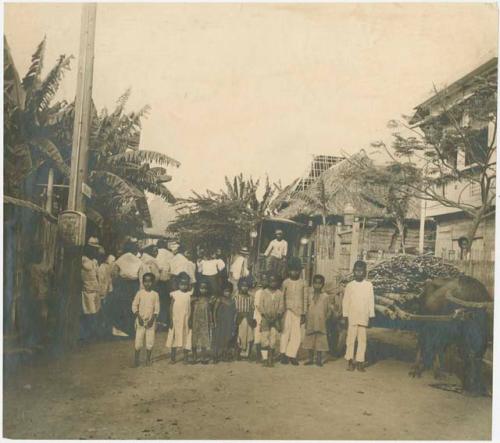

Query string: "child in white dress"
[[165, 272, 193, 364]]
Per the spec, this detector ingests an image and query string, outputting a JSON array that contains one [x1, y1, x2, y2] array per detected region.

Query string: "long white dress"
[[165, 289, 193, 350]]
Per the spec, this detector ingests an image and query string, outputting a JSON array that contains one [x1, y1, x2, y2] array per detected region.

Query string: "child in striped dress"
[[234, 277, 254, 360], [189, 279, 213, 364]]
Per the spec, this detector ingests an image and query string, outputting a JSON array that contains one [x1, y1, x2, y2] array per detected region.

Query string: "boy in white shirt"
[[342, 260, 375, 372], [132, 273, 160, 367]]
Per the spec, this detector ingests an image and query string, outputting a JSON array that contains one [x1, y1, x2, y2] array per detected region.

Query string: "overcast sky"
[[5, 3, 498, 198]]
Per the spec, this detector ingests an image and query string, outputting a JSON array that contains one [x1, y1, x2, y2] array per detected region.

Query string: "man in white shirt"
[[229, 247, 250, 287], [342, 260, 375, 372], [264, 229, 288, 279]]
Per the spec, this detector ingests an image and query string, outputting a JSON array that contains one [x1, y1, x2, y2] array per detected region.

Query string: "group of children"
[[132, 256, 375, 372]]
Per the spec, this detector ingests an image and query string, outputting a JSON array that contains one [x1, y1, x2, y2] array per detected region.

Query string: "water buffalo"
[[408, 276, 493, 395]]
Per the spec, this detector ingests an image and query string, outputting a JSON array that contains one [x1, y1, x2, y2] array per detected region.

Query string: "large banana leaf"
[[107, 150, 181, 168]]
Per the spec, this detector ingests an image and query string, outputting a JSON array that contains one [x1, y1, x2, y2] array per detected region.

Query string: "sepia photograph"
[[3, 2, 498, 440]]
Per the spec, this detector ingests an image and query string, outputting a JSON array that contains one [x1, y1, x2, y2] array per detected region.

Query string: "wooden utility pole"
[[68, 3, 97, 212], [57, 4, 97, 351]]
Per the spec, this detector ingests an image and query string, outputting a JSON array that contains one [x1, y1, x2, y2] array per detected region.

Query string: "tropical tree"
[[4, 36, 72, 202], [169, 174, 278, 253], [5, 36, 180, 242], [52, 88, 180, 245]]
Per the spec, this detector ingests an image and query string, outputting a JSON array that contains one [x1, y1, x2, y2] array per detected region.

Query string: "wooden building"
[[409, 57, 497, 264]]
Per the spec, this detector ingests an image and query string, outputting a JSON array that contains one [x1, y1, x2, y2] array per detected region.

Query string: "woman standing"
[[198, 250, 226, 296], [107, 241, 142, 337]]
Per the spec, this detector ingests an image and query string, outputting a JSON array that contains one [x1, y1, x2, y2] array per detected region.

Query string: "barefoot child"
[[343, 260, 375, 371], [303, 274, 332, 367], [132, 273, 160, 367], [252, 272, 268, 363], [190, 280, 213, 364], [280, 257, 306, 366], [166, 272, 193, 364], [213, 282, 237, 363], [234, 277, 254, 359], [257, 274, 284, 367]]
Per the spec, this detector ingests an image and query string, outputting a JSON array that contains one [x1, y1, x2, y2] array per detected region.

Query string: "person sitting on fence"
[[264, 229, 288, 279]]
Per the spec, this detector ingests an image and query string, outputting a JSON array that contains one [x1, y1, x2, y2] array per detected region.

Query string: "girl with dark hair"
[[212, 282, 237, 363], [189, 279, 213, 364]]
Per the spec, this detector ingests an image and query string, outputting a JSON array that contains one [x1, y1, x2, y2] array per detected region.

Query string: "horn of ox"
[[444, 291, 494, 309], [393, 306, 458, 322]]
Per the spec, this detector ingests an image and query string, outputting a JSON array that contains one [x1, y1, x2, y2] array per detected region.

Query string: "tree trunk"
[[397, 219, 406, 254], [464, 210, 486, 258]]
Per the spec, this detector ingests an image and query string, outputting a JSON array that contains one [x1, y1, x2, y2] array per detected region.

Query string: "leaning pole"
[[57, 3, 97, 350]]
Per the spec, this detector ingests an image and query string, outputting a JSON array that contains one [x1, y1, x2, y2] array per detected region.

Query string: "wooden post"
[[350, 217, 360, 270], [333, 222, 342, 275], [57, 4, 97, 351], [45, 168, 54, 214], [419, 199, 427, 254]]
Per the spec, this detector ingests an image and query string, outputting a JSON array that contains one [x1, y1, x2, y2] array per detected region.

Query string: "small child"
[[280, 257, 306, 366], [166, 272, 193, 364], [234, 277, 254, 360], [212, 282, 237, 363], [343, 260, 375, 372], [303, 274, 332, 367], [257, 273, 284, 367], [189, 280, 213, 365], [252, 272, 269, 363], [132, 273, 160, 367]]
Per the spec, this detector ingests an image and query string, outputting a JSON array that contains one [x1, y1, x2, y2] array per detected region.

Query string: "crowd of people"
[[80, 230, 375, 371]]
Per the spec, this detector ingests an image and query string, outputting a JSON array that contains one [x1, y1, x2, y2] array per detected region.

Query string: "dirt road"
[[3, 332, 492, 440]]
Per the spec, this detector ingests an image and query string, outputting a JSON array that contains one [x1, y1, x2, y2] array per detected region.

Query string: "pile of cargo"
[[340, 254, 463, 319]]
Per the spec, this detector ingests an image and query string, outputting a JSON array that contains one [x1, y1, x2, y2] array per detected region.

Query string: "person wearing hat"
[[264, 229, 288, 279], [229, 246, 251, 289]]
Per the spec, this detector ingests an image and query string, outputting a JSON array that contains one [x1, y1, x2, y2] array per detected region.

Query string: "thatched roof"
[[276, 150, 420, 220]]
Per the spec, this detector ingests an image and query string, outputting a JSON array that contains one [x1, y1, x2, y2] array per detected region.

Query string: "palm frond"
[[113, 88, 131, 116], [106, 150, 180, 168], [31, 138, 70, 176], [32, 54, 73, 114], [21, 37, 46, 98], [91, 171, 144, 198]]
